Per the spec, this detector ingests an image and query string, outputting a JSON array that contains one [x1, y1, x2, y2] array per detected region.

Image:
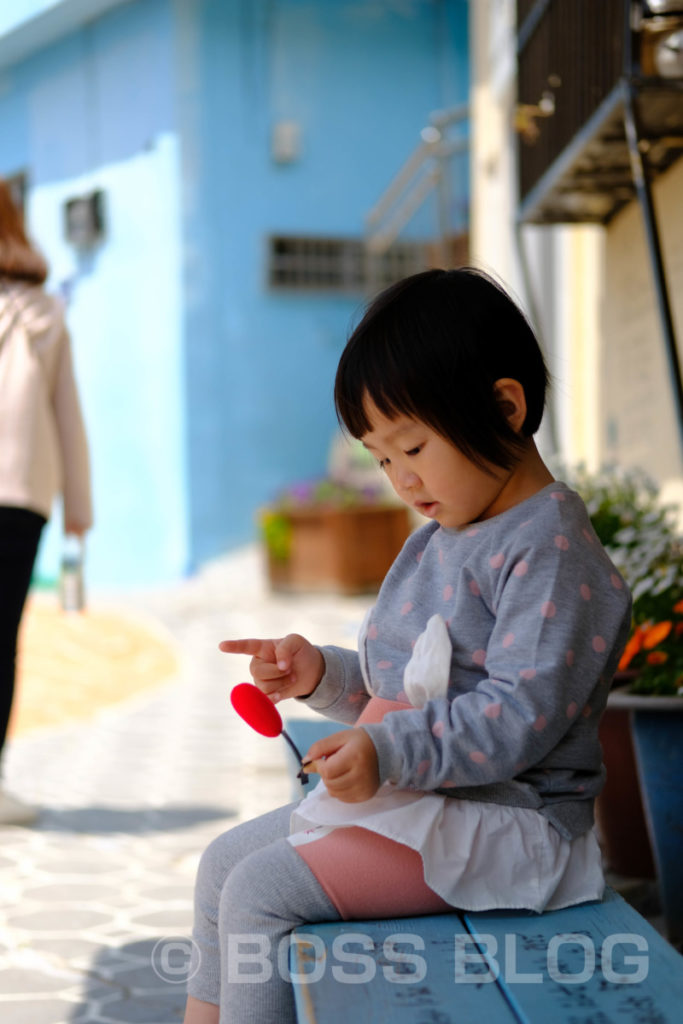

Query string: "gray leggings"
[[188, 803, 340, 1023]]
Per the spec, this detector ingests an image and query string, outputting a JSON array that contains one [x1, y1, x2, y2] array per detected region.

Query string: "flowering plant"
[[268, 478, 388, 510], [618, 596, 683, 696], [559, 464, 683, 697]]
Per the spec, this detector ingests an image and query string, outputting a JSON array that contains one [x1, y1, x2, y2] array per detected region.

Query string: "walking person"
[[0, 179, 93, 825]]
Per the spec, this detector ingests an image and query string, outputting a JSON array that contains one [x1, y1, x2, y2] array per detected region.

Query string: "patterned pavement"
[[0, 547, 372, 1023]]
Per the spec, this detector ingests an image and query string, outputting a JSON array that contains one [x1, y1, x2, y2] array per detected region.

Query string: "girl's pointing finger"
[[219, 638, 275, 660]]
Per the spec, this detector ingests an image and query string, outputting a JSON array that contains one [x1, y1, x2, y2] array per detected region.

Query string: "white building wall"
[[601, 159, 683, 501]]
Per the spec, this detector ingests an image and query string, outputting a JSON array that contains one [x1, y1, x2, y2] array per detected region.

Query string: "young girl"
[[183, 268, 632, 1024]]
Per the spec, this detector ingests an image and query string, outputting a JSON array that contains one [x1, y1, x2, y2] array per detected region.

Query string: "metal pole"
[[622, 80, 683, 451]]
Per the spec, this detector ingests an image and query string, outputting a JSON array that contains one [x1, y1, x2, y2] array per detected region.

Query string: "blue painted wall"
[[179, 0, 469, 568], [0, 0, 469, 585]]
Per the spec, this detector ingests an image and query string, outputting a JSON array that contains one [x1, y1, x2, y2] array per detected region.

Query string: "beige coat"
[[0, 279, 93, 529]]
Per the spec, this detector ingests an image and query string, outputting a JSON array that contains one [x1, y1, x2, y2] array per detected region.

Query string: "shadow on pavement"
[[67, 936, 192, 1023], [33, 805, 236, 835]]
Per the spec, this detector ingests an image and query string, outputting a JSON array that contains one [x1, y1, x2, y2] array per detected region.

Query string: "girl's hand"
[[219, 634, 324, 702], [304, 728, 380, 803]]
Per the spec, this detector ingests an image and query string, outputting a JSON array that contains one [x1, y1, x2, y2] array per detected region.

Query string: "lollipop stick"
[[281, 728, 304, 764], [281, 728, 312, 786]]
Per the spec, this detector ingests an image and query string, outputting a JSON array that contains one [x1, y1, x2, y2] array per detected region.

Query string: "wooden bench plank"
[[290, 914, 523, 1023], [462, 888, 683, 1024]]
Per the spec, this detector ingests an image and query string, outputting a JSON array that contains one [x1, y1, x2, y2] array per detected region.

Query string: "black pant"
[[0, 506, 46, 759]]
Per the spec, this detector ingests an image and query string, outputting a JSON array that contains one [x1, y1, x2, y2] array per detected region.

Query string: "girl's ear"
[[493, 378, 527, 433]]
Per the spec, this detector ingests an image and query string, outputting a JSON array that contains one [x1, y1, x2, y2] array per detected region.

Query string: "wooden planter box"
[[265, 504, 412, 595]]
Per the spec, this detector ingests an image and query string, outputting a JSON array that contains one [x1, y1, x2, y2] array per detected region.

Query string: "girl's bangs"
[[335, 339, 418, 438]]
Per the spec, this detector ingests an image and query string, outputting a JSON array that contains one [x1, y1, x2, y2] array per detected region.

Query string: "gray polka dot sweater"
[[305, 482, 632, 840]]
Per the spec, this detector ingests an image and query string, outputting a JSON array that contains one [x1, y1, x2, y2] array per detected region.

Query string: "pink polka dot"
[[432, 721, 445, 738], [466, 528, 480, 537], [503, 632, 515, 648], [514, 761, 527, 773], [580, 584, 591, 601], [417, 760, 431, 775], [438, 549, 444, 565], [377, 660, 393, 670], [610, 573, 623, 590], [520, 668, 536, 680], [401, 602, 413, 616], [582, 705, 592, 718], [442, 780, 457, 788], [519, 519, 532, 529], [566, 701, 578, 718], [592, 636, 606, 653], [469, 751, 487, 764], [368, 624, 378, 640], [484, 702, 502, 719], [513, 560, 529, 577], [489, 552, 505, 569], [349, 692, 366, 704], [472, 649, 487, 667], [575, 784, 585, 793], [533, 714, 547, 731], [566, 649, 575, 667], [416, 551, 423, 563], [443, 584, 454, 601], [396, 689, 409, 703], [554, 535, 570, 551], [469, 579, 481, 597], [541, 600, 556, 618], [550, 491, 566, 501], [582, 528, 594, 544]]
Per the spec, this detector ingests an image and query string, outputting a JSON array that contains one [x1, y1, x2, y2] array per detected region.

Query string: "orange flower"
[[618, 628, 645, 671], [674, 599, 683, 615], [646, 651, 669, 665], [642, 621, 672, 649]]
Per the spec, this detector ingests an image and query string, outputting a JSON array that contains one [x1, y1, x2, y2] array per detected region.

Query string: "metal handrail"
[[364, 104, 469, 261]]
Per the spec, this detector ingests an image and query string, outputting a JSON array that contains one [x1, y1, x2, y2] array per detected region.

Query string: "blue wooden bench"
[[289, 888, 683, 1023], [282, 719, 683, 1022]]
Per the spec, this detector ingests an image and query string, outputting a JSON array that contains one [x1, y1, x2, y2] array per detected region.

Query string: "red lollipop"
[[230, 683, 318, 785], [231, 682, 284, 737]]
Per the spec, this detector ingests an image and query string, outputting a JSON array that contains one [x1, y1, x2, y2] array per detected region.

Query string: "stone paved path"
[[0, 547, 372, 1023]]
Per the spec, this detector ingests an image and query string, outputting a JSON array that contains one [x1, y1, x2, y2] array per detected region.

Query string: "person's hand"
[[64, 522, 88, 537], [219, 634, 324, 702], [304, 728, 380, 803]]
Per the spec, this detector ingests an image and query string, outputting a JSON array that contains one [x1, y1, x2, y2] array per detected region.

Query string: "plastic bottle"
[[59, 534, 85, 612]]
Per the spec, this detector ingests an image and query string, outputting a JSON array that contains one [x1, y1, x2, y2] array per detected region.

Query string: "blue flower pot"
[[624, 694, 683, 947]]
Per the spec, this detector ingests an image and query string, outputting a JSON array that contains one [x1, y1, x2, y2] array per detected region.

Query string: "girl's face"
[[360, 400, 517, 529]]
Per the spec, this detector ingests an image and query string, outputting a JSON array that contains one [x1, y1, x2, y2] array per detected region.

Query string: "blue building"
[[0, 0, 469, 586]]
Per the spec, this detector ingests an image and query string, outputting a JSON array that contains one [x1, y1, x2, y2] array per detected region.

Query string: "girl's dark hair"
[[0, 179, 48, 284], [334, 267, 550, 471]]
